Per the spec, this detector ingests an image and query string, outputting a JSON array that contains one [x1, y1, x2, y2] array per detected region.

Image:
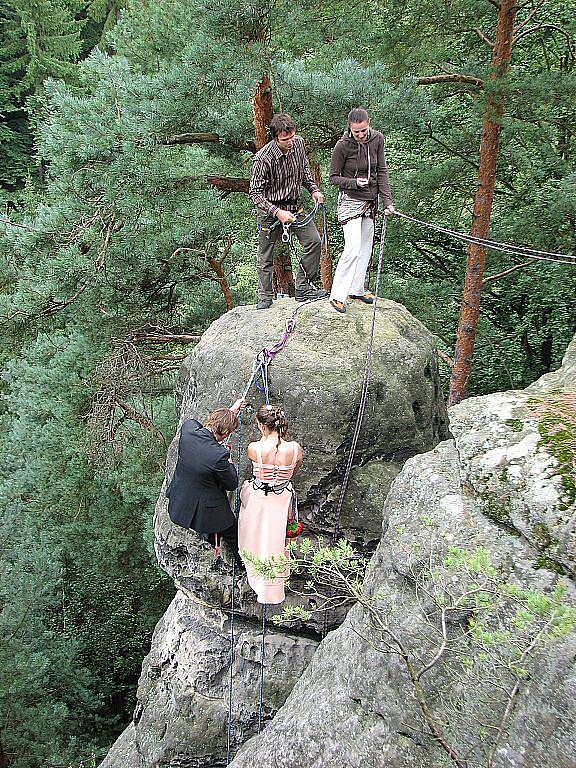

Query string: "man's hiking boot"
[[256, 299, 273, 310], [295, 288, 328, 302]]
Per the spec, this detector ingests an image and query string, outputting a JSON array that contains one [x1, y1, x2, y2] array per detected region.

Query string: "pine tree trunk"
[[253, 73, 273, 150], [252, 74, 295, 296], [0, 734, 8, 768], [207, 255, 234, 310], [310, 157, 333, 291], [448, 0, 517, 406]]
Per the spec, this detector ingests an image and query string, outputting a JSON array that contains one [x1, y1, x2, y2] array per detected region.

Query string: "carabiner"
[[281, 223, 291, 243]]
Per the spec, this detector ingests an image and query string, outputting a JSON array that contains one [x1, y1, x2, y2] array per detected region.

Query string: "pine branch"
[[41, 282, 89, 316], [113, 396, 167, 449], [514, 23, 576, 56], [437, 349, 455, 368], [426, 122, 480, 172], [470, 27, 495, 47], [513, 0, 544, 35]]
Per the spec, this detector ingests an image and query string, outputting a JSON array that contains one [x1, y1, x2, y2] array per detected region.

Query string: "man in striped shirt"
[[249, 113, 327, 310]]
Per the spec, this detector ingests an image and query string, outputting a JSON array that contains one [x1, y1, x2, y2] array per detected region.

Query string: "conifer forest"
[[0, 1, 575, 765]]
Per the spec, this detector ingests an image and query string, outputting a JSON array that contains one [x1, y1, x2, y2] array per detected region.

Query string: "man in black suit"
[[166, 399, 244, 561]]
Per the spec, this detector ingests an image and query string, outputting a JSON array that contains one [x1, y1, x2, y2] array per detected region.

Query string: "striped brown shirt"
[[249, 136, 319, 216]]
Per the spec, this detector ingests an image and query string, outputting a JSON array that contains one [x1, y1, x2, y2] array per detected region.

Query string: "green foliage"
[[0, 329, 174, 765], [0, 0, 123, 201]]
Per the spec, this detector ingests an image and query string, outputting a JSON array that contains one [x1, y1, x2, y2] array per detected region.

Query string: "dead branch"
[[161, 133, 256, 153], [513, 0, 544, 35], [206, 175, 249, 196], [482, 260, 533, 284], [130, 333, 201, 344], [417, 74, 484, 88]]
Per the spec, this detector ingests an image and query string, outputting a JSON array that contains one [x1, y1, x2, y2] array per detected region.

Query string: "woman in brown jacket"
[[328, 108, 395, 314]]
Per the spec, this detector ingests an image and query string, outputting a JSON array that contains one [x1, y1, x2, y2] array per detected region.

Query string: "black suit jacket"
[[166, 419, 238, 534]]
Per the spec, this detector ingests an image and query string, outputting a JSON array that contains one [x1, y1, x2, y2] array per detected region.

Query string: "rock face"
[[100, 298, 449, 767], [229, 338, 576, 768]]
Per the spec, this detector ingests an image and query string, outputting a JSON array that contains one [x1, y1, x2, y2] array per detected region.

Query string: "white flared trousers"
[[330, 215, 375, 303]]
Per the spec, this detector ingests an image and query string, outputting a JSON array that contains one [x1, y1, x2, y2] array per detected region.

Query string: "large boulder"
[[158, 297, 448, 579], [229, 336, 576, 768], [99, 298, 449, 767]]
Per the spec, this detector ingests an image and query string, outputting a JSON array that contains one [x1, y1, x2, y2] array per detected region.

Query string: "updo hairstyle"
[[256, 404, 289, 450]]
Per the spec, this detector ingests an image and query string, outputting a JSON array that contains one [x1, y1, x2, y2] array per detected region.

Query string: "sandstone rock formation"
[[229, 337, 576, 768], [100, 297, 449, 767]]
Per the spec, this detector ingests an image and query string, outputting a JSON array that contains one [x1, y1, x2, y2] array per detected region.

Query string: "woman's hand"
[[356, 177, 369, 188]]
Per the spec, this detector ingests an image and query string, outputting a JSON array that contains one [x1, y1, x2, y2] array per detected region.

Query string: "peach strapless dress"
[[238, 442, 299, 604]]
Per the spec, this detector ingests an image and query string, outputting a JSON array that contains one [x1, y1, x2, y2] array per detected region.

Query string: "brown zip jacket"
[[329, 128, 393, 208]]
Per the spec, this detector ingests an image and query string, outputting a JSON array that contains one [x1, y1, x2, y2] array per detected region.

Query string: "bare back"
[[247, 438, 302, 481]]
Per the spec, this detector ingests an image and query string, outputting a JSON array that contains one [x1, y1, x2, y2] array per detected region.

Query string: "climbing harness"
[[251, 477, 293, 495], [266, 202, 329, 292]]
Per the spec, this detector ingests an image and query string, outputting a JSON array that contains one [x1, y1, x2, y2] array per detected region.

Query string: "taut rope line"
[[394, 211, 576, 265]]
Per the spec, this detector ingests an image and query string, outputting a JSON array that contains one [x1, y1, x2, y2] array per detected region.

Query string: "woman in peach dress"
[[238, 404, 302, 604]]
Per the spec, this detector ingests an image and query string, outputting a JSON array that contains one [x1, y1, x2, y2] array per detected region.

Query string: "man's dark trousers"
[[257, 208, 322, 301], [206, 523, 240, 562]]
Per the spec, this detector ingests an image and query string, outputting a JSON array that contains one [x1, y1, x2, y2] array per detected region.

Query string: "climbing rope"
[[225, 552, 237, 763], [394, 211, 576, 265], [257, 603, 267, 733], [255, 360, 271, 739], [332, 214, 387, 539], [268, 202, 329, 292], [319, 213, 388, 640], [226, 322, 290, 762], [226, 409, 244, 765], [269, 201, 320, 241]]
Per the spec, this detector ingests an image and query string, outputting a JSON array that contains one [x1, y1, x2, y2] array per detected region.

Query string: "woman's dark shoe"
[[330, 299, 346, 314], [256, 299, 273, 310], [349, 292, 374, 304]]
